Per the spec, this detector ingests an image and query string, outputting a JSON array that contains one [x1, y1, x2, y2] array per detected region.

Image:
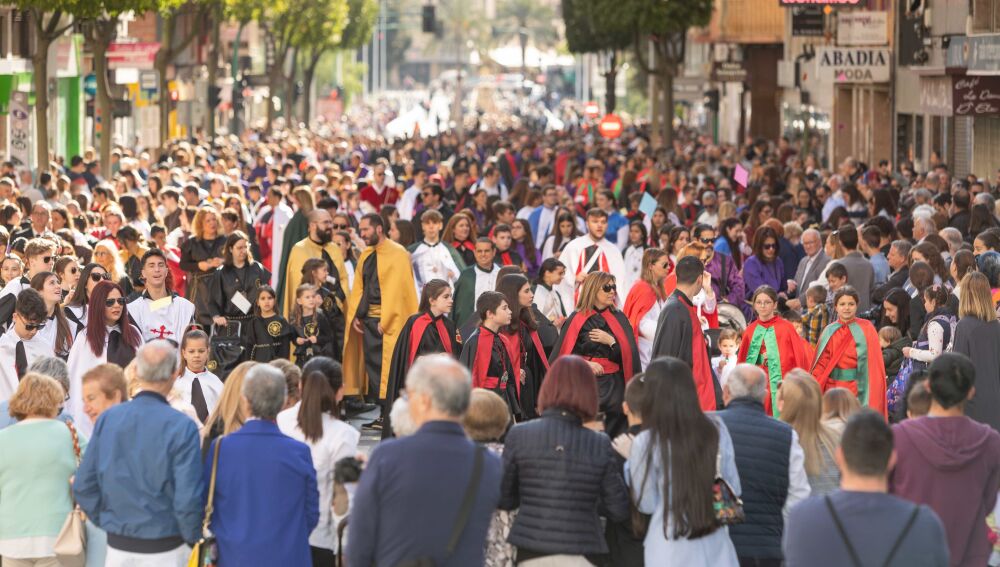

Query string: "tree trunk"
[[660, 70, 674, 148], [284, 49, 298, 127], [519, 31, 528, 86], [266, 68, 280, 133], [32, 33, 51, 169], [205, 5, 220, 138], [92, 22, 115, 179], [302, 52, 321, 127], [603, 51, 617, 114]]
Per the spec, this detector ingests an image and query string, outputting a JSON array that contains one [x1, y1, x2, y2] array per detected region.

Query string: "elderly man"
[[13, 200, 52, 241], [872, 240, 913, 304], [787, 228, 829, 311], [913, 216, 937, 244], [205, 365, 318, 566], [716, 365, 810, 567], [74, 341, 203, 567], [348, 354, 502, 567]]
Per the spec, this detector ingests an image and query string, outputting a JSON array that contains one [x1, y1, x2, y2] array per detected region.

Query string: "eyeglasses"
[[332, 224, 348, 230], [23, 321, 46, 331], [104, 297, 126, 307], [90, 272, 111, 283], [763, 243, 778, 250], [602, 283, 617, 293]]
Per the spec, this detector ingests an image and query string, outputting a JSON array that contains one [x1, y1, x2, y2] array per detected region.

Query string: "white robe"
[[533, 284, 567, 323], [128, 293, 196, 344], [175, 367, 224, 419], [0, 327, 55, 403], [637, 298, 667, 371], [557, 234, 626, 312], [410, 241, 461, 294], [623, 245, 645, 296], [67, 324, 141, 439]]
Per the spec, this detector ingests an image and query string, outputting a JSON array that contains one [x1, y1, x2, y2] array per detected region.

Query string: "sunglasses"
[[42, 256, 53, 264], [699, 237, 714, 244], [104, 297, 127, 307], [333, 224, 349, 230], [68, 267, 79, 274], [763, 243, 778, 250], [602, 284, 617, 293], [23, 321, 46, 332], [90, 272, 111, 283]]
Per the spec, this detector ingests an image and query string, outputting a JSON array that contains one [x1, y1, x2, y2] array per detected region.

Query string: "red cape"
[[812, 318, 887, 417], [623, 280, 659, 335], [737, 316, 813, 415]]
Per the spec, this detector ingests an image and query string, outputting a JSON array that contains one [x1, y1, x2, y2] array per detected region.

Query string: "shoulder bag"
[[188, 437, 222, 567], [54, 420, 86, 567], [825, 494, 920, 567], [712, 446, 744, 526], [395, 445, 485, 567]]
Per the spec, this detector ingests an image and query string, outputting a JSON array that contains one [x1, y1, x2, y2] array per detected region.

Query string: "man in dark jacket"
[[716, 365, 810, 567], [348, 354, 502, 567], [872, 240, 912, 305], [890, 353, 1000, 567]]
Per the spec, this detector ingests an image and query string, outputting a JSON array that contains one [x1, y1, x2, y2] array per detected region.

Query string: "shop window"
[[972, 0, 1000, 33]]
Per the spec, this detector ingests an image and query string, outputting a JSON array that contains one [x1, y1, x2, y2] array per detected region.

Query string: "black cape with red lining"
[[549, 307, 640, 381], [382, 312, 458, 439]]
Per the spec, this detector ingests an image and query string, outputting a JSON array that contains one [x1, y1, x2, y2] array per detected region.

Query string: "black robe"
[[244, 313, 295, 361], [502, 321, 550, 420], [650, 290, 723, 409], [293, 312, 335, 367], [382, 312, 459, 439], [179, 236, 226, 325], [954, 316, 1000, 433], [207, 262, 271, 326], [317, 283, 346, 362], [460, 326, 522, 419]]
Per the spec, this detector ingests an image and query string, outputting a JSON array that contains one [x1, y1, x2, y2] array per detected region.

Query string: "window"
[[972, 0, 1000, 34]]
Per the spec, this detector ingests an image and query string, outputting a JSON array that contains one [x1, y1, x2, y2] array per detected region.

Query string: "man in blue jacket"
[[204, 364, 319, 567], [348, 354, 502, 567], [74, 340, 203, 566]]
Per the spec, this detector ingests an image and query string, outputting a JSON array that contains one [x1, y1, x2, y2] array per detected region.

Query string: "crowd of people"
[[0, 121, 998, 566]]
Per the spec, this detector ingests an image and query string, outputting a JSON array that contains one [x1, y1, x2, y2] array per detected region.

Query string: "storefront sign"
[[953, 76, 1000, 115], [107, 42, 159, 70], [966, 35, 1000, 75], [8, 91, 30, 170], [816, 47, 891, 83], [792, 6, 825, 37], [780, 0, 861, 5], [920, 77, 953, 116], [946, 36, 968, 70], [837, 11, 888, 46], [712, 61, 748, 82]]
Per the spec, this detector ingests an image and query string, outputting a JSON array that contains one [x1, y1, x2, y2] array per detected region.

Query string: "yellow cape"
[[343, 239, 418, 398], [281, 238, 350, 320]]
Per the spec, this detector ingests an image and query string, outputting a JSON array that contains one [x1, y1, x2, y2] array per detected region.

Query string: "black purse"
[[209, 323, 244, 381], [394, 446, 485, 567]]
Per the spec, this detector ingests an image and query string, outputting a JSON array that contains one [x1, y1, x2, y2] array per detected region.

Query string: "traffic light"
[[422, 5, 435, 33], [208, 86, 222, 108], [704, 89, 720, 112]]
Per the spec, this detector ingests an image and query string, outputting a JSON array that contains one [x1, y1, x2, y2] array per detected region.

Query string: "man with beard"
[[343, 214, 417, 429], [281, 209, 350, 320]]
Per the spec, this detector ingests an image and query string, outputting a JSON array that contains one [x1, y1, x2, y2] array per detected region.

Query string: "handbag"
[[712, 448, 744, 526], [395, 445, 485, 567], [54, 420, 86, 567], [209, 323, 244, 380], [188, 437, 222, 567]]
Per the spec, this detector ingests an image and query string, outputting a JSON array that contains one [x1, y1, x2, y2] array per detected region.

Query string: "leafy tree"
[[560, 0, 630, 112], [11, 3, 76, 169], [496, 0, 559, 84]]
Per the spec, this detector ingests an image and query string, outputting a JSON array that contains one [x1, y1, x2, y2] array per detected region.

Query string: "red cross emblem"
[[150, 325, 174, 339]]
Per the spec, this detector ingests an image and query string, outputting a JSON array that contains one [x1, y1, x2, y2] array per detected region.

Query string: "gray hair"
[[727, 364, 768, 402], [389, 397, 417, 437], [242, 365, 287, 420], [135, 340, 178, 384], [405, 354, 471, 418], [975, 192, 996, 211], [28, 356, 69, 393], [890, 239, 913, 258], [939, 227, 964, 254]]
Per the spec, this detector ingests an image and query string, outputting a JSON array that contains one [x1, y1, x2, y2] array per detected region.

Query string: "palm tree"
[[496, 0, 559, 82]]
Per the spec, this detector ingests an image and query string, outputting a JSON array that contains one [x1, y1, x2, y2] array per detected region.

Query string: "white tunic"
[[637, 298, 667, 371], [410, 241, 461, 293], [66, 324, 141, 439], [534, 284, 567, 323], [473, 265, 500, 305], [557, 234, 626, 312], [0, 327, 55, 403], [623, 245, 645, 296], [175, 367, 224, 418], [128, 293, 196, 344]]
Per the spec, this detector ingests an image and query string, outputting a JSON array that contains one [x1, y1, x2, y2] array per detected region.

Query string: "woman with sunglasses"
[[30, 271, 78, 359], [92, 239, 133, 299], [65, 263, 112, 330], [66, 280, 142, 437], [550, 271, 639, 437], [743, 227, 787, 309], [54, 257, 80, 302], [623, 249, 671, 371], [0, 238, 57, 329]]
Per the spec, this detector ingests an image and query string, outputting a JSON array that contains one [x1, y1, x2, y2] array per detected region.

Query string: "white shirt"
[[533, 205, 557, 244], [277, 403, 360, 551], [410, 241, 461, 293], [785, 430, 811, 523], [0, 327, 55, 403], [557, 234, 626, 310], [473, 264, 500, 306], [270, 202, 295, 287], [622, 245, 645, 294], [128, 293, 195, 344], [175, 367, 224, 419], [534, 284, 566, 323], [397, 185, 422, 221], [66, 324, 140, 439], [637, 298, 667, 370]]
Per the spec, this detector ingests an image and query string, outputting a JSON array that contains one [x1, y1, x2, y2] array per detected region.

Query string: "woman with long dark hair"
[[66, 280, 141, 437], [715, 217, 745, 270], [510, 219, 541, 278], [65, 263, 112, 330], [443, 212, 478, 267], [541, 211, 579, 260], [497, 273, 550, 419], [628, 356, 740, 565], [207, 230, 271, 329], [622, 221, 648, 293], [890, 284, 955, 417], [29, 271, 77, 358], [382, 279, 459, 438], [550, 271, 640, 437], [743, 226, 787, 300], [276, 356, 359, 565]]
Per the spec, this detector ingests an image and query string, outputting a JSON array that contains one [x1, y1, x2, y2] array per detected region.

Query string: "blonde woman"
[[952, 272, 1000, 431], [779, 370, 841, 495], [93, 238, 132, 297], [202, 361, 257, 447], [179, 206, 226, 315]]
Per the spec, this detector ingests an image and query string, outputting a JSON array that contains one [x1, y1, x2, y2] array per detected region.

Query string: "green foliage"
[[560, 0, 630, 55], [496, 0, 559, 48], [340, 0, 378, 50]]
